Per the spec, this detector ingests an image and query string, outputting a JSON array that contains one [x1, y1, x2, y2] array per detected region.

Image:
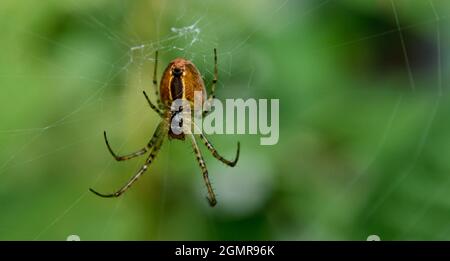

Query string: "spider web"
[[0, 0, 291, 240], [0, 0, 448, 240]]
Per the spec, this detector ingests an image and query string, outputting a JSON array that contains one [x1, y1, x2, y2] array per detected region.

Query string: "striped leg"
[[198, 133, 240, 167], [103, 122, 164, 161], [153, 51, 163, 109], [189, 134, 217, 207], [90, 133, 165, 198], [203, 48, 218, 117], [143, 90, 163, 117]]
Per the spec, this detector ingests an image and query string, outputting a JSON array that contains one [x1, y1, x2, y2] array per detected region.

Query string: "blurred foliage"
[[1, 0, 450, 240]]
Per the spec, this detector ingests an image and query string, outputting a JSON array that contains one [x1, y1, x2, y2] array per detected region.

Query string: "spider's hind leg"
[[203, 48, 218, 117], [152, 50, 164, 109], [143, 90, 163, 117]]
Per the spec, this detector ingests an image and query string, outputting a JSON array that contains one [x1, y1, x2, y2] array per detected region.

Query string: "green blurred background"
[[1, 0, 450, 240]]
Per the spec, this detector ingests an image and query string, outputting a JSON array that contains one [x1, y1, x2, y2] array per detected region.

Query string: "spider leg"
[[143, 90, 163, 117], [153, 50, 164, 109], [203, 48, 218, 117], [90, 132, 165, 198], [198, 133, 240, 167], [104, 122, 164, 161], [189, 134, 217, 207]]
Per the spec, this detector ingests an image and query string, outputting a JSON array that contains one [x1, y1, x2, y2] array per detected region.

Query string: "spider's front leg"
[[103, 121, 164, 161], [91, 122, 166, 198], [189, 134, 217, 207], [198, 133, 240, 167], [90, 135, 165, 198], [191, 122, 240, 167]]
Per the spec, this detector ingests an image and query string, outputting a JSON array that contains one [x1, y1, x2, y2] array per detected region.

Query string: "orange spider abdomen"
[[159, 58, 207, 108], [159, 58, 207, 140]]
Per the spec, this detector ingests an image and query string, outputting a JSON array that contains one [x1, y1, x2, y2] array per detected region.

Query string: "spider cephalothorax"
[[90, 49, 240, 207]]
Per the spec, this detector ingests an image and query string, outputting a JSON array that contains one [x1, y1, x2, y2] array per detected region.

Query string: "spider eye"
[[172, 68, 182, 77]]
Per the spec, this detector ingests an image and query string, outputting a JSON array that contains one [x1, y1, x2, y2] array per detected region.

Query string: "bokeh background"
[[1, 0, 450, 240]]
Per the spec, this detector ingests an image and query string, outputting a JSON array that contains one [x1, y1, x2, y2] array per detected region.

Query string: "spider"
[[90, 49, 240, 207]]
